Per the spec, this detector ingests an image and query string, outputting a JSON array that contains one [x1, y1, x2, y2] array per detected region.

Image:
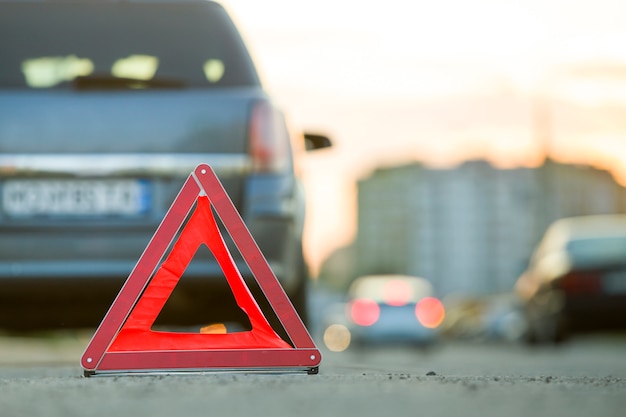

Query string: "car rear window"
[[567, 236, 626, 267], [0, 2, 259, 89], [349, 277, 434, 303]]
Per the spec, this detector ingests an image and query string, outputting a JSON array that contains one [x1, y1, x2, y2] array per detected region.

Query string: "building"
[[353, 160, 626, 297]]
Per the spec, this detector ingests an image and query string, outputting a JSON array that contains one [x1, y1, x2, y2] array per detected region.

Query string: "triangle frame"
[[81, 164, 321, 376]]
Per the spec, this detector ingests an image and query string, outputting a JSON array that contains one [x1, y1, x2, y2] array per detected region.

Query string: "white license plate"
[[2, 179, 150, 216]]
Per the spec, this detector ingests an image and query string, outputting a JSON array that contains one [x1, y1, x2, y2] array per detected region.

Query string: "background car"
[[439, 293, 527, 342], [0, 0, 330, 334], [322, 275, 445, 351], [515, 214, 626, 344]]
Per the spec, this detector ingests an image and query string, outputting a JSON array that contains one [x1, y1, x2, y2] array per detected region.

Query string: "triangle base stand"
[[85, 365, 319, 378]]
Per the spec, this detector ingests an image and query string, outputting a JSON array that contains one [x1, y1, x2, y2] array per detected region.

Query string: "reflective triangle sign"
[[81, 164, 321, 376]]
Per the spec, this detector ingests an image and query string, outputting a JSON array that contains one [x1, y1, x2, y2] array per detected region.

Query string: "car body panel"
[[348, 303, 438, 345]]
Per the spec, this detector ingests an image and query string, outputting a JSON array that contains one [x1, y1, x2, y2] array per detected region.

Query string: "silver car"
[[322, 275, 445, 351]]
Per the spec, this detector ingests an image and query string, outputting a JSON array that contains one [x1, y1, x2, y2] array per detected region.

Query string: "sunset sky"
[[224, 0, 626, 274]]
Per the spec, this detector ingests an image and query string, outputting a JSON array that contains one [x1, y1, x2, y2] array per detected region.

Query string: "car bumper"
[[349, 324, 438, 345], [565, 294, 626, 330]]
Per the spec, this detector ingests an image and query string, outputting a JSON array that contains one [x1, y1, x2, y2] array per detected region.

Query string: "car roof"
[[545, 214, 626, 244], [532, 214, 626, 266]]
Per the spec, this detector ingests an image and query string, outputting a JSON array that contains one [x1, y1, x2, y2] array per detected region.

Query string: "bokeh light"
[[323, 324, 351, 352], [416, 297, 446, 329]]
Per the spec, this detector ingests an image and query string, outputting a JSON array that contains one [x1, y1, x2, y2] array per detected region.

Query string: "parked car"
[[0, 0, 331, 332], [440, 293, 526, 342], [515, 215, 626, 344], [322, 275, 445, 351]]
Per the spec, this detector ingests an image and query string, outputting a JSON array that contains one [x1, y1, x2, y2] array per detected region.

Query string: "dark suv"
[[0, 0, 330, 331]]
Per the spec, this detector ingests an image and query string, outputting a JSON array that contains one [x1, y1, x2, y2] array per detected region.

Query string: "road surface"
[[0, 331, 624, 417]]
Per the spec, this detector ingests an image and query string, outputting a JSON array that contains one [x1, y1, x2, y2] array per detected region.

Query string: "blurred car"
[[515, 214, 626, 344], [322, 275, 445, 351], [440, 293, 526, 342], [0, 0, 331, 331]]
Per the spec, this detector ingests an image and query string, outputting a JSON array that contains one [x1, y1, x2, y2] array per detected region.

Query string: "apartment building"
[[353, 160, 626, 296]]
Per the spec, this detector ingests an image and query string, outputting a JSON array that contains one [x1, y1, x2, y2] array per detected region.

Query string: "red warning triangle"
[[81, 164, 321, 375]]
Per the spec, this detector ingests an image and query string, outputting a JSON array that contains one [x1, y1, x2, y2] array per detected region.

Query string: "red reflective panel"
[[383, 279, 413, 306], [415, 297, 445, 329], [349, 298, 381, 326]]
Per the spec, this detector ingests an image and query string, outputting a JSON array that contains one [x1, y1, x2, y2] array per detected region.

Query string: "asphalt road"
[[1, 331, 625, 417]]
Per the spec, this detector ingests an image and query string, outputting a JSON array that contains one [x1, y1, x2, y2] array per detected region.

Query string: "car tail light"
[[415, 297, 445, 328], [556, 271, 602, 294], [249, 100, 291, 173], [349, 298, 380, 326]]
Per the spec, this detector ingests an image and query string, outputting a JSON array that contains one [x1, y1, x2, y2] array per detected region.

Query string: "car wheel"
[[525, 312, 568, 345], [549, 313, 569, 344]]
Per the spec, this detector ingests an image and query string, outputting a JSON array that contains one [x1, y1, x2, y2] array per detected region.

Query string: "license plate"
[[2, 179, 150, 216]]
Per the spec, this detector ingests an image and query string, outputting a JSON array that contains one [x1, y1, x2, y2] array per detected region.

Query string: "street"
[[1, 328, 625, 417], [2, 3, 626, 417]]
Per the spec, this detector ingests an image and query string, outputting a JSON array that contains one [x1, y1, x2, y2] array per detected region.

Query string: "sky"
[[222, 0, 626, 274]]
